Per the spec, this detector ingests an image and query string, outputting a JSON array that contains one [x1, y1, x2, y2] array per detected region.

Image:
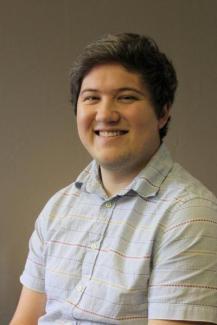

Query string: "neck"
[[99, 164, 143, 197], [98, 145, 162, 197]]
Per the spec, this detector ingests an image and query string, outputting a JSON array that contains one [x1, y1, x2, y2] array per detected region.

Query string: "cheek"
[[76, 112, 86, 139], [132, 113, 159, 132], [76, 109, 94, 140], [77, 107, 88, 129]]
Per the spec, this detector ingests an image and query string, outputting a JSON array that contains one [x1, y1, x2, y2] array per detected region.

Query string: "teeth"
[[98, 131, 125, 137]]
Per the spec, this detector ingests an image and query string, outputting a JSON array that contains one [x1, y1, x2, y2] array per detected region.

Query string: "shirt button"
[[90, 242, 99, 250], [76, 285, 85, 293], [105, 201, 113, 208]]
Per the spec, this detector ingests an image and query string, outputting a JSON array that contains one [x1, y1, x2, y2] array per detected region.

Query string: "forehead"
[[80, 63, 146, 92]]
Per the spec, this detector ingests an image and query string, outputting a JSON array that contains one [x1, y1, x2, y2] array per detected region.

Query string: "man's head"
[[70, 32, 177, 140], [76, 63, 171, 180]]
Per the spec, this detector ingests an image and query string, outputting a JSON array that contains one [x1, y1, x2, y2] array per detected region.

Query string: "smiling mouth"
[[94, 130, 128, 137]]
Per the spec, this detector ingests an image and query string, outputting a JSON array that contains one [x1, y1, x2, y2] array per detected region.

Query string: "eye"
[[83, 95, 100, 103], [118, 95, 138, 102]]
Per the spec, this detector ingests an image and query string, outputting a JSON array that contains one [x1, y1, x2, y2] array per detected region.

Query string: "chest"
[[43, 194, 161, 323]]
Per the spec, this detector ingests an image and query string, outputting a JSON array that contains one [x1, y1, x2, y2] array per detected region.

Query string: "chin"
[[96, 154, 138, 172], [97, 160, 122, 171], [95, 156, 125, 170]]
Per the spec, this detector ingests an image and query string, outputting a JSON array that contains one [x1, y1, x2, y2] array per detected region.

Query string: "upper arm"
[[9, 286, 46, 325], [148, 198, 217, 323]]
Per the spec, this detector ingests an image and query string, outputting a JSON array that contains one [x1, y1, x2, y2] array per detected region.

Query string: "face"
[[77, 63, 169, 177]]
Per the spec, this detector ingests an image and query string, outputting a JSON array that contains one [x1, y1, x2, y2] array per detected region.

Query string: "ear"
[[158, 105, 171, 129]]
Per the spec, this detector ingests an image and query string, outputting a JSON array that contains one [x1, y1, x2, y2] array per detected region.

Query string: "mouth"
[[94, 130, 128, 137]]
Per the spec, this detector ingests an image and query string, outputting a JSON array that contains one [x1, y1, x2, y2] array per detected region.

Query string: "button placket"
[[80, 199, 116, 285]]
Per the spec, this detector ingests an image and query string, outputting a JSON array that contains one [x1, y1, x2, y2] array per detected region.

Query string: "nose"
[[95, 98, 120, 123]]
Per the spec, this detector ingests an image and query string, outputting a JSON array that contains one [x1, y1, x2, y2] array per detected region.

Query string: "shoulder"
[[38, 160, 96, 220], [32, 182, 78, 237], [151, 160, 217, 237], [41, 181, 79, 213], [160, 161, 217, 209]]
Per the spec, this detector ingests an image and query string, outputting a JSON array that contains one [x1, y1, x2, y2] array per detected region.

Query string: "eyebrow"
[[80, 87, 146, 96]]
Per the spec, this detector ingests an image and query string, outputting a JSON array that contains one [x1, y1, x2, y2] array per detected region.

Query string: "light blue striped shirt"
[[20, 144, 217, 324]]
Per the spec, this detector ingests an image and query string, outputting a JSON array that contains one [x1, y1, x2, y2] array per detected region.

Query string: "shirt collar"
[[75, 160, 106, 197], [128, 144, 173, 198], [75, 144, 173, 199]]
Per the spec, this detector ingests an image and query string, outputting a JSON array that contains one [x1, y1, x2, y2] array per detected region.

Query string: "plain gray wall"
[[1, 0, 216, 323]]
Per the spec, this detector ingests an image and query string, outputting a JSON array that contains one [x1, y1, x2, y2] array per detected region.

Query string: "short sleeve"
[[148, 198, 217, 323], [20, 211, 46, 293]]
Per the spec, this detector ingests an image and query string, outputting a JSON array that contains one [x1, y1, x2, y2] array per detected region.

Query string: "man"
[[10, 33, 217, 324]]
